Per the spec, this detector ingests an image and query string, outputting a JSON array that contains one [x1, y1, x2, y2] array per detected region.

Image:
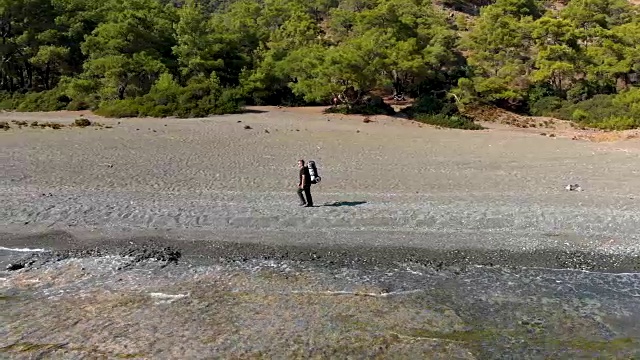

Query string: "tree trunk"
[[117, 82, 127, 100], [392, 70, 402, 96], [26, 62, 33, 90], [19, 66, 25, 90], [44, 64, 51, 90], [616, 74, 628, 92]]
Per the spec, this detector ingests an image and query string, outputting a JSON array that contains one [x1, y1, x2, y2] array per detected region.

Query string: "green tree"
[[286, 34, 386, 103], [0, 0, 65, 91], [239, 2, 325, 104], [173, 1, 219, 80], [79, 0, 176, 100], [558, 0, 637, 92], [612, 20, 640, 88], [529, 17, 581, 94], [29, 45, 70, 90], [561, 0, 632, 32], [462, 0, 538, 107], [285, 0, 457, 103]]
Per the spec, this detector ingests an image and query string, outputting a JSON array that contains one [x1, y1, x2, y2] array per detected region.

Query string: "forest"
[[0, 0, 639, 129]]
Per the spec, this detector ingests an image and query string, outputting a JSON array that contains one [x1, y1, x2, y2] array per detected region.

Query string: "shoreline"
[[2, 229, 638, 274], [3, 239, 639, 359]]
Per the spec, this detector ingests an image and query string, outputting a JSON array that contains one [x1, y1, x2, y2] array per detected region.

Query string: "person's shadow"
[[323, 201, 367, 207]]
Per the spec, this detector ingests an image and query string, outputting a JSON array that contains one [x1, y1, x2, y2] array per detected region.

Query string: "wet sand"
[[1, 107, 640, 358]]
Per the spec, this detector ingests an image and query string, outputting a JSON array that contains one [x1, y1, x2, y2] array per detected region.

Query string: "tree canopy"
[[0, 0, 639, 127]]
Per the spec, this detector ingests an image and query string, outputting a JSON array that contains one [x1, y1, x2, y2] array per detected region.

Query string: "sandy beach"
[[3, 107, 640, 251], [2, 107, 640, 358]]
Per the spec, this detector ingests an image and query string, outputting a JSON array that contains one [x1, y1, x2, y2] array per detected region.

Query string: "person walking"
[[297, 159, 313, 207]]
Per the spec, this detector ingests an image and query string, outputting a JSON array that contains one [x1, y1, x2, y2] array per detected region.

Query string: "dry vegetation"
[[464, 106, 558, 128], [0, 117, 111, 131], [460, 105, 640, 142]]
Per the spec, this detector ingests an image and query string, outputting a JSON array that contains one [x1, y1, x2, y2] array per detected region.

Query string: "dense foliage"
[[0, 0, 638, 126]]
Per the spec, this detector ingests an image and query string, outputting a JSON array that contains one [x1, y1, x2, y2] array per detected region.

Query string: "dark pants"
[[297, 186, 313, 206]]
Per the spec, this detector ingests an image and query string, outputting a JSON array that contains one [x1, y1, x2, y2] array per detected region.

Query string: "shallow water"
[[244, 259, 640, 353], [2, 248, 639, 359]]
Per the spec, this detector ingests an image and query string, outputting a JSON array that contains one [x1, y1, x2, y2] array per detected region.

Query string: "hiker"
[[297, 159, 313, 207]]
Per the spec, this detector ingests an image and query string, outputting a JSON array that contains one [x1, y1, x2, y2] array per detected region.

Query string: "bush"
[[529, 96, 563, 116], [94, 80, 242, 118], [244, 85, 310, 107], [16, 91, 70, 111], [546, 88, 640, 130], [591, 116, 640, 131], [0, 90, 70, 112], [400, 94, 484, 130], [612, 87, 640, 115], [66, 98, 97, 111], [415, 113, 485, 130], [401, 95, 456, 118], [565, 81, 615, 103], [216, 88, 245, 114], [527, 84, 556, 104], [571, 109, 589, 121], [94, 99, 141, 118], [553, 94, 625, 125], [0, 92, 24, 110], [325, 96, 395, 116]]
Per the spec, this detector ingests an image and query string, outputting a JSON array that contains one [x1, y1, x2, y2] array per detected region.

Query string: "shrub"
[[543, 88, 640, 130], [325, 96, 395, 116], [214, 88, 245, 115], [612, 87, 640, 117], [59, 77, 99, 101], [401, 95, 456, 118], [94, 99, 141, 118], [415, 113, 485, 130], [551, 92, 638, 128], [400, 94, 484, 130], [571, 109, 589, 121], [139, 103, 175, 118], [0, 72, 242, 119], [66, 98, 97, 111], [16, 91, 70, 111], [591, 116, 640, 131], [0, 92, 23, 110], [566, 81, 615, 103], [553, 94, 617, 121], [94, 85, 242, 119], [0, 90, 71, 112], [529, 96, 563, 116], [527, 84, 555, 103]]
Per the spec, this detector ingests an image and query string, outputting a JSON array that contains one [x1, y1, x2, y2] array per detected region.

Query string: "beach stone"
[[6, 263, 25, 271], [74, 118, 91, 127]]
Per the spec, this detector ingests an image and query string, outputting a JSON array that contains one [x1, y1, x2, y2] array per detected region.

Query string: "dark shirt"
[[299, 166, 311, 187]]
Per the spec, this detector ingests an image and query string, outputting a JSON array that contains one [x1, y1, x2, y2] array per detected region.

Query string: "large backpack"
[[308, 160, 321, 184]]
